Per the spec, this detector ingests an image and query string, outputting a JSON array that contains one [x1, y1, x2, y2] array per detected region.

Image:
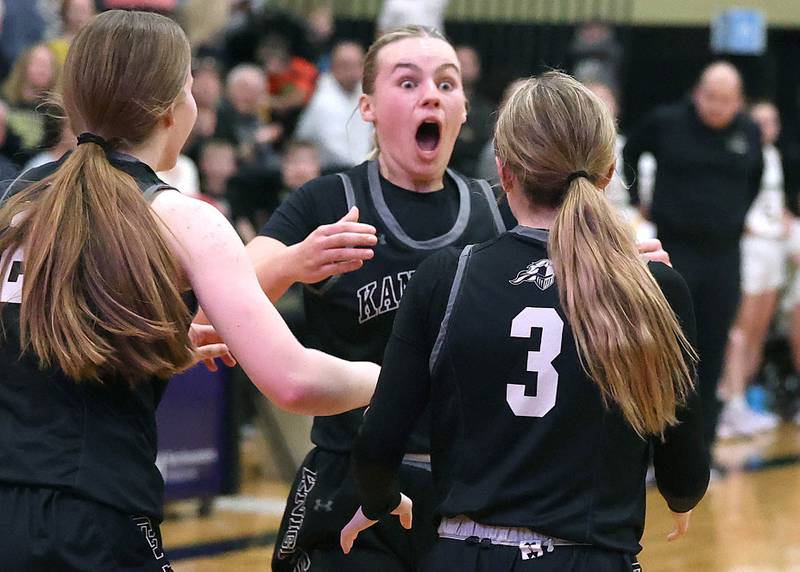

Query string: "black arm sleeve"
[[351, 249, 459, 520], [258, 174, 348, 246], [649, 262, 710, 513], [622, 110, 662, 207]]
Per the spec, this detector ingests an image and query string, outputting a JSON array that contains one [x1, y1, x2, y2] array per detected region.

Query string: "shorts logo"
[[278, 467, 317, 560], [314, 499, 333, 512], [132, 516, 172, 571], [509, 259, 555, 290]]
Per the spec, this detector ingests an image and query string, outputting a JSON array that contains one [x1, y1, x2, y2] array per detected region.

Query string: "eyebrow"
[[391, 62, 460, 75]]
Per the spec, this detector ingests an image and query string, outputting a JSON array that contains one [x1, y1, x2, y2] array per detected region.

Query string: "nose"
[[420, 79, 441, 108]]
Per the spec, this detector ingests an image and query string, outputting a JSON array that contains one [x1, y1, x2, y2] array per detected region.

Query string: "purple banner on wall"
[[156, 362, 230, 501]]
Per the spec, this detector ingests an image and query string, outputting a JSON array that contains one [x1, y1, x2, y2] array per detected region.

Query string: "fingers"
[[203, 358, 218, 372], [320, 246, 376, 264], [220, 352, 237, 367], [398, 508, 412, 530], [338, 206, 360, 223], [340, 526, 358, 554], [391, 494, 413, 530], [340, 508, 376, 555], [320, 229, 378, 248]]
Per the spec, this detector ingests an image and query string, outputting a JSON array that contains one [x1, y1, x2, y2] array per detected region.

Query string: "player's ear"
[[360, 94, 375, 123]]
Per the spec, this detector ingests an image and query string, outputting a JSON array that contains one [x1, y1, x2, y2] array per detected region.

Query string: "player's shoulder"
[[647, 261, 690, 302]]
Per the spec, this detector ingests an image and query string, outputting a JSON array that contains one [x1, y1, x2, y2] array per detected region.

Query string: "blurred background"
[[2, 1, 800, 570]]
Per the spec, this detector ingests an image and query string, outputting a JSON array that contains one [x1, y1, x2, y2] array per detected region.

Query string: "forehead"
[[751, 103, 777, 119], [376, 37, 459, 75]]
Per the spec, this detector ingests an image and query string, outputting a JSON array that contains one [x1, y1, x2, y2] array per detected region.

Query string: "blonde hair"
[[362, 25, 452, 160], [0, 10, 194, 384], [494, 71, 697, 437]]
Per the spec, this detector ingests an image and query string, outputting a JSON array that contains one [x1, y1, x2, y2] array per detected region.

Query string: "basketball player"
[[343, 73, 709, 571], [244, 26, 674, 571], [0, 11, 377, 570]]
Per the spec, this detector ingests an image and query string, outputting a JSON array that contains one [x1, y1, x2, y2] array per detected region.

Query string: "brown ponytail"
[[0, 10, 194, 384], [494, 72, 696, 437]]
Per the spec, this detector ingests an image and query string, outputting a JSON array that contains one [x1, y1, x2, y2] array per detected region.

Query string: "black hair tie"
[[565, 170, 592, 186], [76, 132, 112, 153]]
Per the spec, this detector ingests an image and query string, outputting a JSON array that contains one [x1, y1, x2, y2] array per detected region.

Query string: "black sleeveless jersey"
[[352, 228, 709, 553], [0, 153, 194, 521], [261, 160, 506, 452]]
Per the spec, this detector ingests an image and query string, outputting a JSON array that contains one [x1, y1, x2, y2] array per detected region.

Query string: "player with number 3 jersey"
[[344, 73, 709, 571]]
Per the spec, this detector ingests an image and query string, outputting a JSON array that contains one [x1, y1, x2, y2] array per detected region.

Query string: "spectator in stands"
[[185, 58, 222, 161], [623, 62, 763, 464], [0, 100, 17, 182], [48, 0, 96, 65], [0, 1, 45, 83], [0, 98, 23, 167], [230, 139, 321, 243], [198, 139, 236, 218], [295, 41, 371, 171], [450, 45, 493, 177], [377, 0, 450, 34], [22, 105, 75, 171], [1, 43, 60, 163], [215, 63, 281, 168], [570, 20, 622, 91], [304, 2, 335, 71], [258, 34, 318, 134]]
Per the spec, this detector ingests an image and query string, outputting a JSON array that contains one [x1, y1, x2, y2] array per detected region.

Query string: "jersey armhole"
[[304, 173, 355, 297], [429, 244, 474, 376]]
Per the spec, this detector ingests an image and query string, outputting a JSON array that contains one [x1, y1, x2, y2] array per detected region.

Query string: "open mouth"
[[415, 121, 441, 152]]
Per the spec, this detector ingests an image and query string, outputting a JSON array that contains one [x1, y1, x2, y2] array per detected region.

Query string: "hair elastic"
[[76, 132, 112, 153], [565, 170, 592, 186]]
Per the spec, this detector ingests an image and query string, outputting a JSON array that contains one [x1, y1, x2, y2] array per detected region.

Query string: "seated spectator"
[[215, 63, 281, 168], [185, 58, 223, 162], [1, 43, 60, 163], [229, 139, 321, 243], [451, 45, 494, 177], [0, 98, 23, 166], [258, 34, 318, 134], [0, 100, 17, 183], [295, 41, 371, 171], [22, 105, 75, 171], [0, 1, 45, 83], [48, 0, 96, 65], [198, 139, 236, 218]]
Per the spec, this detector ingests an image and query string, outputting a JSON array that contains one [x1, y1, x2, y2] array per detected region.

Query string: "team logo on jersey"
[[509, 259, 555, 290]]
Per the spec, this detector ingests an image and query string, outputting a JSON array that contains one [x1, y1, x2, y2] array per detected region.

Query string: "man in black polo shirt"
[[623, 61, 763, 463]]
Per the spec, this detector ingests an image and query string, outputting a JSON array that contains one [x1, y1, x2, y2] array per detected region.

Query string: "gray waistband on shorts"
[[438, 515, 588, 558], [401, 453, 431, 471]]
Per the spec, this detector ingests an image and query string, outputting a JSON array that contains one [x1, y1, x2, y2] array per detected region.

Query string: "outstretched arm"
[[153, 191, 378, 415]]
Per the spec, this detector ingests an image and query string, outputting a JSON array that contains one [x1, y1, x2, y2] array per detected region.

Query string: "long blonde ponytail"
[[494, 72, 696, 437]]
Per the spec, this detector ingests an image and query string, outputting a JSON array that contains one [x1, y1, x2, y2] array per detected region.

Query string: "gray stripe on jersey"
[[367, 160, 471, 251], [305, 174, 355, 297], [143, 183, 177, 201], [429, 244, 473, 375], [475, 178, 506, 235], [338, 172, 357, 210], [510, 225, 549, 242]]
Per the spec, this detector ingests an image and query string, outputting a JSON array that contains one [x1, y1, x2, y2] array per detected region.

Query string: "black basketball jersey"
[[0, 154, 193, 521], [352, 227, 708, 554], [261, 160, 506, 453]]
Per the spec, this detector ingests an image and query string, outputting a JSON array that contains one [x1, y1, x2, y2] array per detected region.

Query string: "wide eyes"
[[398, 79, 457, 91]]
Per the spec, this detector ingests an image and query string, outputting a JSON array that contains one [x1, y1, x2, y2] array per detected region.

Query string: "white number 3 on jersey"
[[506, 307, 564, 417]]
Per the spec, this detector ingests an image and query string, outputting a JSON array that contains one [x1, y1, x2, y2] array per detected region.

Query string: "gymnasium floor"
[[164, 425, 800, 571]]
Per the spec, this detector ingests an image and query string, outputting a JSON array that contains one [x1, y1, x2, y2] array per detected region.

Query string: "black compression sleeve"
[[351, 249, 459, 520], [649, 262, 710, 513]]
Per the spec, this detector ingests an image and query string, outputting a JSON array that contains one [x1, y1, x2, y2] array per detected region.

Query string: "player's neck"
[[514, 208, 557, 230]]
